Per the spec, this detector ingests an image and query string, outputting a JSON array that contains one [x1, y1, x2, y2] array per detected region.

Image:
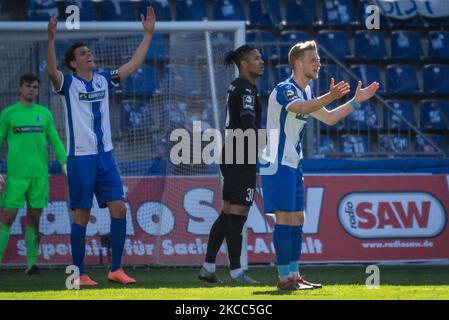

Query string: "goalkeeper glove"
[[62, 163, 67, 176]]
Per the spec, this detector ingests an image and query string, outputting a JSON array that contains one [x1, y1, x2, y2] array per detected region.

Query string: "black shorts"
[[220, 164, 257, 206]]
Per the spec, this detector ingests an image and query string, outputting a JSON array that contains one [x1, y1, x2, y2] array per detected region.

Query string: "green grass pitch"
[[0, 265, 448, 300]]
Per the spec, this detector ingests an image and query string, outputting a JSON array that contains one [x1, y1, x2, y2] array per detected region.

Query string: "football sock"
[[273, 224, 292, 279], [230, 268, 243, 279], [205, 212, 228, 264], [203, 262, 216, 273], [25, 226, 40, 268], [225, 214, 247, 270], [290, 225, 303, 277], [71, 223, 86, 275], [0, 223, 11, 264], [110, 217, 126, 272]]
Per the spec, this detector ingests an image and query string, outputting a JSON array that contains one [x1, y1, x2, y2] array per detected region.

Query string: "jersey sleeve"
[[234, 85, 257, 119], [53, 71, 71, 96], [276, 83, 303, 111], [0, 110, 8, 148], [99, 69, 121, 89], [45, 111, 67, 164]]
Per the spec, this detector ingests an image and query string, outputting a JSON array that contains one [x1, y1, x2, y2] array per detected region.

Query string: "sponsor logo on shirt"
[[13, 126, 44, 133], [243, 95, 255, 110], [79, 90, 106, 101]]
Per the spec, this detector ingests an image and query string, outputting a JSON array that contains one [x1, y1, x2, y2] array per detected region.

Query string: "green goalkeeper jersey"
[[0, 102, 67, 178]]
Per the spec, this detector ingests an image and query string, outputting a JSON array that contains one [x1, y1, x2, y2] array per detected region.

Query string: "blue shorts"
[[67, 151, 124, 209], [261, 164, 305, 213]]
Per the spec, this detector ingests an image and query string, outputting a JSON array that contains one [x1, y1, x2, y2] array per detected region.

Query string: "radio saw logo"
[[338, 192, 446, 238]]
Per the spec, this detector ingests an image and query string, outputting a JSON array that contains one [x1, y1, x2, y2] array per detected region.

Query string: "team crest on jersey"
[[36, 115, 42, 122], [95, 80, 102, 89], [243, 95, 255, 110], [284, 89, 297, 101]]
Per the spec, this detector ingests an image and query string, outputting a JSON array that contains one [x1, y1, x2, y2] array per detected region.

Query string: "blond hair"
[[288, 41, 317, 69]]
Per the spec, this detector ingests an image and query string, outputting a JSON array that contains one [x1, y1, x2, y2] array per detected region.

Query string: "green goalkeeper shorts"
[[0, 177, 49, 209]]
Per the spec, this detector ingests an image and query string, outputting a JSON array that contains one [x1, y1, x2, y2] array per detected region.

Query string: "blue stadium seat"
[[274, 64, 292, 85], [428, 31, 449, 60], [163, 64, 200, 96], [317, 30, 352, 60], [124, 66, 157, 95], [139, 0, 172, 22], [317, 64, 347, 95], [175, 0, 208, 21], [359, 0, 391, 28], [246, 30, 279, 61], [350, 65, 383, 93], [416, 134, 448, 155], [318, 136, 336, 156], [213, 0, 245, 21], [265, 0, 283, 27], [354, 30, 387, 60], [386, 65, 420, 94], [378, 134, 410, 153], [391, 31, 423, 60], [280, 31, 313, 60], [419, 100, 449, 130], [145, 33, 168, 61], [101, 0, 137, 21], [285, 0, 318, 28], [340, 134, 370, 155], [27, 0, 59, 21], [248, 0, 273, 28], [322, 0, 355, 26], [423, 64, 449, 93], [120, 100, 153, 132], [347, 101, 378, 130], [384, 100, 416, 130], [64, 0, 97, 21], [257, 65, 272, 95]]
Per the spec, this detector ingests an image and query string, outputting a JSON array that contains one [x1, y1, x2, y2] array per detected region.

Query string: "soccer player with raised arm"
[[0, 74, 67, 274], [46, 7, 156, 286], [261, 41, 379, 290], [198, 45, 264, 284]]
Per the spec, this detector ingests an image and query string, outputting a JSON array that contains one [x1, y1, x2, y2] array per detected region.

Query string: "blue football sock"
[[110, 217, 126, 272], [273, 224, 292, 278], [290, 225, 303, 274], [71, 223, 86, 275]]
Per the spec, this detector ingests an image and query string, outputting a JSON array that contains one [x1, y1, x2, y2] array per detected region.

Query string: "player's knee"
[[112, 202, 126, 218]]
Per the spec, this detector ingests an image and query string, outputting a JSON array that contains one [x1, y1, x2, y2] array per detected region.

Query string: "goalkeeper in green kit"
[[0, 74, 67, 274]]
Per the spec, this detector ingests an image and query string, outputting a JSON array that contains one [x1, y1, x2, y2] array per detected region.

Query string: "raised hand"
[[354, 80, 380, 103], [329, 78, 350, 100], [48, 16, 58, 40], [141, 6, 156, 34]]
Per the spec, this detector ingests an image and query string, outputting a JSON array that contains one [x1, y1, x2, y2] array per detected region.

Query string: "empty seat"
[[322, 0, 355, 26], [423, 64, 449, 93], [354, 30, 387, 60], [378, 134, 410, 153], [428, 31, 449, 60], [274, 64, 292, 84], [386, 65, 420, 93], [384, 100, 416, 130], [64, 0, 97, 21], [347, 101, 378, 130], [340, 134, 370, 155], [246, 30, 279, 61], [121, 100, 153, 131], [124, 66, 158, 95], [317, 64, 347, 95], [163, 64, 200, 96], [101, 0, 137, 21], [285, 0, 318, 28], [248, 0, 274, 28], [317, 30, 352, 59], [27, 0, 59, 21], [280, 31, 313, 59], [350, 65, 383, 93], [416, 134, 448, 155], [319, 136, 336, 156], [265, 0, 283, 27], [391, 31, 423, 60], [139, 0, 172, 21], [145, 33, 168, 61], [213, 0, 245, 21], [419, 99, 449, 130], [175, 0, 208, 21], [257, 65, 272, 95]]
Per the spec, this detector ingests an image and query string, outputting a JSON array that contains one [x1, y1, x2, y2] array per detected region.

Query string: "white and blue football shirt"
[[261, 77, 312, 169], [54, 70, 119, 156]]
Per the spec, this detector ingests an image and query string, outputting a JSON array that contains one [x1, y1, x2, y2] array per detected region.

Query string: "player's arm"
[[46, 16, 63, 91], [236, 87, 258, 131], [311, 80, 380, 125], [46, 111, 67, 167], [286, 78, 350, 114], [117, 6, 156, 81]]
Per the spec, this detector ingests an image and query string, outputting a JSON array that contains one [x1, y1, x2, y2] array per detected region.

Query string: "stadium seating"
[[257, 65, 272, 95], [279, 31, 313, 60], [378, 134, 410, 153], [354, 30, 387, 61], [317, 30, 352, 60], [385, 65, 420, 94], [350, 65, 383, 93], [26, 0, 59, 21], [213, 0, 245, 21], [264, 0, 283, 27], [246, 30, 279, 61], [64, 0, 97, 21], [145, 33, 168, 61], [247, 0, 274, 29], [428, 31, 449, 60], [340, 134, 370, 155], [120, 99, 153, 131], [390, 31, 423, 60], [321, 0, 355, 26], [139, 0, 172, 21], [274, 64, 292, 85], [423, 64, 449, 93], [284, 0, 319, 28], [319, 136, 336, 156], [175, 0, 208, 21], [347, 101, 379, 130], [419, 100, 449, 130], [384, 100, 417, 130], [163, 64, 200, 96], [124, 66, 158, 95], [101, 0, 137, 21], [416, 134, 449, 155]]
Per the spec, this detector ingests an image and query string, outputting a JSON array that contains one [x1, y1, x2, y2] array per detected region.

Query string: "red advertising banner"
[[3, 174, 449, 265]]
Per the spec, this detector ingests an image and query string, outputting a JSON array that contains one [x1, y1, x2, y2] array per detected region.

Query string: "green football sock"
[[25, 226, 40, 268], [0, 222, 12, 264]]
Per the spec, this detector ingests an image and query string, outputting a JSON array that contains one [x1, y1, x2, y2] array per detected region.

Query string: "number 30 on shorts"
[[246, 188, 255, 202]]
